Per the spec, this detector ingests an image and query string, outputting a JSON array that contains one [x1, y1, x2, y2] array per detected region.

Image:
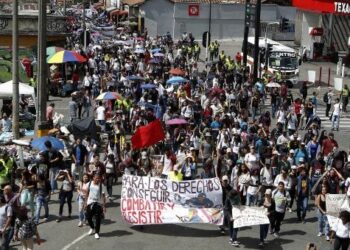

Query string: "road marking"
[[62, 233, 88, 250]]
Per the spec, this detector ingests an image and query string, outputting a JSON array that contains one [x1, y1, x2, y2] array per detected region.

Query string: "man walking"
[[271, 182, 291, 237], [331, 98, 341, 131], [296, 168, 310, 223]]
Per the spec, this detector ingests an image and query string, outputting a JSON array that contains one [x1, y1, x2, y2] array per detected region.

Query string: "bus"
[[246, 37, 299, 85]]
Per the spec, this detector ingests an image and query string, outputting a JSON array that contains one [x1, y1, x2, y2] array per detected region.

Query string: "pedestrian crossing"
[[316, 106, 350, 130]]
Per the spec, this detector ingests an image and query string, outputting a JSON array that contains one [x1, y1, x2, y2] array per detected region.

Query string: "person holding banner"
[[330, 210, 350, 250], [224, 189, 241, 247], [259, 189, 276, 247]]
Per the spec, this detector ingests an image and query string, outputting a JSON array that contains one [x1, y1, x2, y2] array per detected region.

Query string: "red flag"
[[131, 119, 165, 150]]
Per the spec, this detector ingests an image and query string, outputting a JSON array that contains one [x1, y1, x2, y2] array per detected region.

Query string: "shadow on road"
[[238, 236, 294, 249], [131, 224, 222, 238], [279, 229, 306, 236], [99, 230, 133, 238]]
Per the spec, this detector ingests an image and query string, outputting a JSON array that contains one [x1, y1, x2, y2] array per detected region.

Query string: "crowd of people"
[[0, 3, 350, 250]]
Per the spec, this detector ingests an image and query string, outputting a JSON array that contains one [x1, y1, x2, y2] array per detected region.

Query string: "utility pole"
[[63, 0, 66, 15], [205, 0, 212, 61], [36, 0, 48, 136], [12, 0, 19, 139], [242, 0, 251, 67], [253, 0, 261, 83]]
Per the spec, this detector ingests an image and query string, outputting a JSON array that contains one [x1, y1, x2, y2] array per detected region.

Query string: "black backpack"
[[323, 92, 328, 103]]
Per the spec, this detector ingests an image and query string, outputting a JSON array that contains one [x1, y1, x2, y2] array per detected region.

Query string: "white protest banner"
[[334, 77, 343, 91], [231, 206, 269, 228], [326, 194, 347, 215], [308, 70, 316, 83], [120, 175, 224, 225], [327, 215, 339, 231]]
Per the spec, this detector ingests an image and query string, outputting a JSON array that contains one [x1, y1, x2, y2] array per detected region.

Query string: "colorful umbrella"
[[149, 58, 161, 64], [165, 118, 188, 125], [266, 82, 281, 88], [134, 49, 145, 54], [46, 47, 64, 57], [47, 50, 87, 64], [169, 68, 185, 76], [95, 91, 122, 100], [31, 136, 64, 151], [166, 76, 187, 85]]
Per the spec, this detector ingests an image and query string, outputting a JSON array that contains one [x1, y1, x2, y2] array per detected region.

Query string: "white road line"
[[61, 233, 88, 250]]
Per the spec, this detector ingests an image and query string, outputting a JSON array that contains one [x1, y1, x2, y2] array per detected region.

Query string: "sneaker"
[[78, 221, 83, 227], [317, 232, 323, 237], [288, 208, 292, 213], [42, 218, 48, 222], [229, 239, 233, 244], [231, 241, 240, 247], [94, 233, 100, 239], [56, 217, 61, 223], [326, 236, 330, 241], [88, 228, 94, 235], [273, 233, 279, 238], [258, 241, 264, 247]]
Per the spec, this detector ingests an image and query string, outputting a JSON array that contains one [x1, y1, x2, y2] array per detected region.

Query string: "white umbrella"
[[0, 80, 34, 97], [266, 82, 281, 88]]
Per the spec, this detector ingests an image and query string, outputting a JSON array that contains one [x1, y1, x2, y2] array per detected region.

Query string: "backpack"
[[323, 93, 328, 103]]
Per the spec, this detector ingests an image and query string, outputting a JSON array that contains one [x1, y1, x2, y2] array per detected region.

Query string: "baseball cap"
[[289, 149, 295, 154], [291, 165, 297, 170], [141, 151, 147, 159], [222, 175, 229, 181]]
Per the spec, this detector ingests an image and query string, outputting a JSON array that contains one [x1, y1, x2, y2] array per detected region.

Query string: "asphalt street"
[[12, 183, 331, 250]]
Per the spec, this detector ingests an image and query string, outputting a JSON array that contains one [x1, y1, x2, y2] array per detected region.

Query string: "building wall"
[[140, 1, 296, 40], [300, 11, 321, 58]]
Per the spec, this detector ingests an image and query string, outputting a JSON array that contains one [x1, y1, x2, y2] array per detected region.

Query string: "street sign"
[[188, 4, 199, 16]]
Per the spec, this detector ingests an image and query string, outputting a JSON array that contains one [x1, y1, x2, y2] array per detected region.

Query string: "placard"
[[232, 206, 269, 228], [121, 175, 223, 225], [326, 194, 346, 215], [308, 70, 316, 83], [334, 77, 343, 91]]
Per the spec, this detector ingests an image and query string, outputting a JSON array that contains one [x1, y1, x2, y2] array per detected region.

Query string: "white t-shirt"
[[0, 205, 12, 229], [244, 153, 260, 170], [334, 103, 341, 116], [162, 155, 173, 176], [87, 181, 106, 205], [333, 219, 350, 238], [345, 177, 350, 197], [96, 106, 106, 121]]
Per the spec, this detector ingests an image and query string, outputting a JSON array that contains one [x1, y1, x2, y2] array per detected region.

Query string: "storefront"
[[292, 0, 350, 60]]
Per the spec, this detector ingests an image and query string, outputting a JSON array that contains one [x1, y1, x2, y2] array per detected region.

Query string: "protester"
[[271, 182, 290, 237], [224, 189, 241, 247], [330, 211, 350, 250], [85, 172, 106, 239]]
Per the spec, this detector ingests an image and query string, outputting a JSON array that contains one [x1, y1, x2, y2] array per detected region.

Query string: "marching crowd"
[[0, 4, 350, 250]]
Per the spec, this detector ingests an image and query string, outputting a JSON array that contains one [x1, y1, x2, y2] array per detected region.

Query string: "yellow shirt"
[[168, 171, 183, 182]]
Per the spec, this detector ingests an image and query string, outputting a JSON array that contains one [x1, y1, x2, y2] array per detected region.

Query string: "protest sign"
[[327, 215, 339, 231], [231, 206, 269, 228], [326, 194, 347, 215], [120, 175, 224, 225]]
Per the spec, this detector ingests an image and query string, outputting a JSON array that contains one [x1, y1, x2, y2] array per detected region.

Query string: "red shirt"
[[294, 102, 301, 115], [322, 138, 338, 156]]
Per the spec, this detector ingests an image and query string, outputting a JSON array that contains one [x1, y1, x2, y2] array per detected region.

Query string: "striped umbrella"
[[95, 92, 123, 100], [47, 50, 87, 64], [46, 46, 64, 57]]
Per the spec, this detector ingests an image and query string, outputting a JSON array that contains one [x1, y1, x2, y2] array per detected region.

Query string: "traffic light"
[[245, 3, 252, 26], [202, 31, 211, 48], [281, 18, 289, 32]]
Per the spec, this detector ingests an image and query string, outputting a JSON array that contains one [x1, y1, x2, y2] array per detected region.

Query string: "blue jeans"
[[246, 193, 257, 206], [260, 224, 269, 242], [229, 221, 238, 241], [78, 195, 86, 222], [332, 115, 340, 130], [1, 227, 13, 250], [35, 196, 49, 224], [297, 196, 308, 220], [317, 210, 329, 235], [49, 167, 59, 191], [252, 107, 258, 121]]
